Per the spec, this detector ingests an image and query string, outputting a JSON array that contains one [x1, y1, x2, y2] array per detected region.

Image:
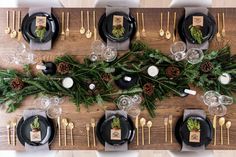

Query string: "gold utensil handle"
[[165, 125, 167, 142], [92, 127, 96, 147], [136, 127, 139, 145], [87, 11, 90, 30], [136, 12, 139, 29], [221, 126, 223, 145], [142, 126, 144, 145], [141, 13, 145, 29], [59, 126, 61, 146], [66, 12, 69, 29], [214, 128, 216, 145], [71, 129, 73, 145], [61, 12, 65, 33], [167, 12, 170, 31], [170, 124, 173, 143], [160, 12, 163, 29], [18, 11, 21, 30], [227, 128, 229, 145], [87, 130, 90, 147], [222, 13, 225, 29], [12, 11, 15, 30], [81, 11, 84, 27], [148, 127, 151, 144], [7, 10, 9, 27], [64, 127, 67, 146], [13, 126, 16, 146], [93, 11, 96, 41], [217, 13, 220, 32], [7, 128, 10, 145]]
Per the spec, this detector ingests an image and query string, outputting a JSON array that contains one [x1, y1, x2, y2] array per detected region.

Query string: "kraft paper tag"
[[113, 15, 124, 26], [36, 16, 47, 27], [192, 16, 204, 27]]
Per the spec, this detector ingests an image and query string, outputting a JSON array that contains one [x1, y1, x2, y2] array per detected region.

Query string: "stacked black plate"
[[175, 116, 213, 147], [98, 12, 136, 43], [21, 12, 59, 43], [178, 13, 216, 44], [17, 115, 55, 146], [96, 114, 135, 146]]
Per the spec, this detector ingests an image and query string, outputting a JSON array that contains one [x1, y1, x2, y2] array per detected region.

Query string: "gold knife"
[[135, 116, 139, 145], [57, 116, 61, 146], [213, 115, 216, 145]]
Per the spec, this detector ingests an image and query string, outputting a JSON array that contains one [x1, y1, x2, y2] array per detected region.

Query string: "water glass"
[[202, 91, 221, 107], [117, 95, 133, 111], [102, 46, 117, 62], [131, 94, 142, 105], [186, 48, 204, 64], [170, 41, 187, 61], [218, 95, 233, 105], [208, 104, 227, 116], [127, 104, 141, 118], [46, 104, 62, 119]]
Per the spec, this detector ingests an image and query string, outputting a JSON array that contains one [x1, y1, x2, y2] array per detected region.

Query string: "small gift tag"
[[30, 131, 42, 142], [36, 16, 47, 27], [113, 15, 124, 26], [192, 16, 204, 27], [111, 129, 121, 140], [189, 131, 200, 143]]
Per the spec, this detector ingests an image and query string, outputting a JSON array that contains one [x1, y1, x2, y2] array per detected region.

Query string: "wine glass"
[[116, 95, 132, 111], [131, 94, 142, 105], [208, 104, 227, 116], [186, 48, 204, 64], [46, 104, 62, 119], [127, 104, 141, 118], [218, 95, 233, 106], [170, 41, 187, 61], [202, 91, 221, 107], [102, 46, 117, 62]]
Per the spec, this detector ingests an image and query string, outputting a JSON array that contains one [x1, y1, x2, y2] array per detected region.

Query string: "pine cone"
[[101, 73, 112, 82], [200, 61, 213, 73], [10, 77, 24, 90], [57, 62, 70, 74], [143, 83, 154, 96], [165, 66, 180, 78]]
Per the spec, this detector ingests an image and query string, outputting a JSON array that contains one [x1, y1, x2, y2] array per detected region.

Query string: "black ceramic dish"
[[96, 115, 135, 146], [114, 74, 139, 90], [17, 115, 55, 146], [21, 12, 59, 43], [175, 116, 213, 147], [98, 12, 136, 43], [41, 61, 57, 75], [178, 13, 216, 44]]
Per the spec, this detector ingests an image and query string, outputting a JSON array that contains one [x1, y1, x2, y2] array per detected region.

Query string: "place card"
[[30, 131, 42, 142], [189, 131, 200, 143], [36, 16, 47, 27], [111, 129, 121, 140], [192, 16, 204, 27], [113, 15, 124, 26]]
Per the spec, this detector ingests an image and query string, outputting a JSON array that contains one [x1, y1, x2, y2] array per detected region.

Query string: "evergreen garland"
[[0, 41, 235, 117]]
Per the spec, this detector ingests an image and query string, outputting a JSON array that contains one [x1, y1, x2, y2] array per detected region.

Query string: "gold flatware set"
[[61, 12, 70, 40], [135, 117, 153, 145], [85, 118, 97, 148], [6, 119, 17, 146], [216, 12, 226, 42], [61, 118, 75, 146], [164, 115, 173, 143], [136, 12, 146, 39]]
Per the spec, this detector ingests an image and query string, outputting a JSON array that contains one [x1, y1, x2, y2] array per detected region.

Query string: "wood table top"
[[0, 8, 235, 151]]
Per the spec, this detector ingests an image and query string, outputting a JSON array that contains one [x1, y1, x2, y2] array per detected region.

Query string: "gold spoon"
[[68, 122, 74, 145], [7, 121, 11, 145], [80, 11, 86, 34], [62, 118, 68, 146], [226, 121, 231, 145], [11, 119, 17, 146], [213, 115, 217, 146], [136, 12, 141, 40], [61, 12, 65, 40], [17, 11, 22, 41], [172, 12, 176, 42], [219, 117, 225, 145], [91, 118, 96, 147], [164, 118, 168, 142], [65, 12, 70, 37], [147, 121, 152, 144], [168, 115, 173, 143], [85, 11, 92, 39], [221, 12, 226, 37], [165, 11, 171, 40], [159, 12, 164, 37], [135, 116, 139, 146], [140, 117, 146, 145], [10, 11, 17, 38], [5, 11, 11, 34], [216, 13, 221, 42], [57, 116, 61, 146], [141, 13, 146, 37], [86, 123, 90, 147]]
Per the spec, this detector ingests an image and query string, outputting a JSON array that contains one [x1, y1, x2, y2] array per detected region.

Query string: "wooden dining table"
[[0, 8, 235, 151]]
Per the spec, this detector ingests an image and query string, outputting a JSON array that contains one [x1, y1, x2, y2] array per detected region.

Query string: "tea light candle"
[[147, 66, 159, 77], [184, 89, 197, 95], [36, 65, 46, 70], [124, 76, 132, 82], [62, 77, 74, 89], [218, 73, 231, 85], [89, 83, 96, 90]]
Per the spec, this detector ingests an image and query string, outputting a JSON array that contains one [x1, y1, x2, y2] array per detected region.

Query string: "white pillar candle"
[[36, 65, 46, 70], [62, 77, 74, 89], [218, 73, 231, 85], [184, 89, 197, 95], [147, 65, 159, 77]]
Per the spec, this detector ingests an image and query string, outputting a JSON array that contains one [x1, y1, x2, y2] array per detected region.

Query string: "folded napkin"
[[29, 8, 52, 51], [185, 7, 209, 50], [181, 109, 206, 151], [106, 7, 130, 51], [23, 109, 49, 151], [105, 110, 128, 151]]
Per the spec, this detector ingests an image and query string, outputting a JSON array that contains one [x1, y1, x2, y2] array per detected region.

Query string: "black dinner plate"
[[21, 12, 59, 43], [175, 116, 213, 147], [98, 12, 136, 43], [96, 114, 135, 146], [178, 13, 216, 44], [17, 115, 55, 146]]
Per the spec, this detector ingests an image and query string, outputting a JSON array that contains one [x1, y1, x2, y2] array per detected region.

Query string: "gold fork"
[[11, 119, 17, 146], [91, 118, 96, 147], [168, 115, 173, 143], [65, 12, 70, 37], [164, 118, 168, 142], [86, 123, 90, 147], [7, 121, 11, 145], [61, 12, 65, 40]]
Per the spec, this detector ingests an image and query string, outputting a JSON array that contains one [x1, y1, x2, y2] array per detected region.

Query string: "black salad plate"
[[178, 13, 216, 44], [98, 12, 136, 43], [17, 115, 55, 146], [21, 12, 59, 43], [175, 116, 213, 147], [96, 115, 135, 146]]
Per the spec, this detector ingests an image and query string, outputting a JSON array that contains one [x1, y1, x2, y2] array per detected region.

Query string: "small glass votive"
[[186, 48, 204, 64], [170, 41, 187, 61]]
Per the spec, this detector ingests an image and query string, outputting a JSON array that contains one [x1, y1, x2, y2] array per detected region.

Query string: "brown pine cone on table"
[[57, 62, 70, 74], [143, 82, 154, 96], [165, 66, 180, 79], [10, 77, 24, 90], [200, 60, 213, 73]]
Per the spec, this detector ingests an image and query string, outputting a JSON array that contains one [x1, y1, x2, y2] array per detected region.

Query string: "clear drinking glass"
[[90, 40, 105, 61], [218, 95, 233, 106], [13, 42, 35, 65], [208, 104, 227, 116], [46, 104, 62, 119], [131, 94, 142, 105], [202, 91, 221, 107], [117, 95, 133, 111], [186, 48, 204, 64], [127, 104, 141, 118], [102, 46, 117, 62], [170, 41, 187, 61], [39, 96, 51, 110]]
